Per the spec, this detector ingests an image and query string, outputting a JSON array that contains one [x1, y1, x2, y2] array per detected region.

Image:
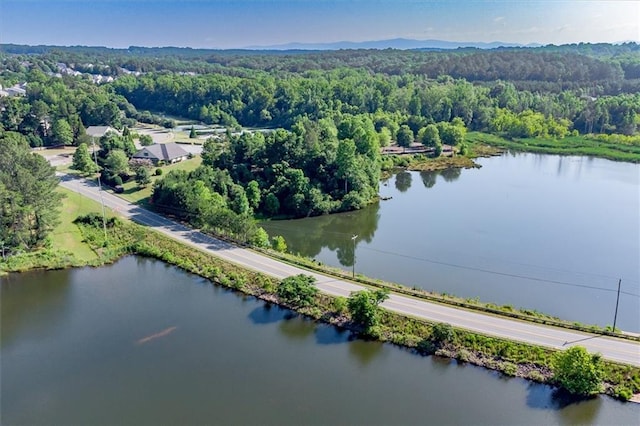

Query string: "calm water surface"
[[2, 257, 639, 425], [262, 153, 640, 331]]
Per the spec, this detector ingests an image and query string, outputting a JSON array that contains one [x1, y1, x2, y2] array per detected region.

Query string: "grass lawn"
[[466, 131, 640, 162], [119, 156, 202, 205], [33, 147, 76, 156], [50, 187, 113, 262]]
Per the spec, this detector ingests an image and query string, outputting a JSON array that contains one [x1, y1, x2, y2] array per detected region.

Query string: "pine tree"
[[71, 143, 98, 174]]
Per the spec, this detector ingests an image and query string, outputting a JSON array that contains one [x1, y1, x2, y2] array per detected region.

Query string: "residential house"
[[132, 143, 189, 165], [86, 126, 119, 138], [0, 83, 27, 97]]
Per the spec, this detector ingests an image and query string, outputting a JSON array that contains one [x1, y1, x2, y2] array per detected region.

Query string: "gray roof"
[[86, 126, 117, 137], [133, 143, 189, 161]]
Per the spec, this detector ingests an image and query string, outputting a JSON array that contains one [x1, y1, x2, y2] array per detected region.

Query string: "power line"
[[359, 246, 640, 298], [259, 221, 640, 285], [146, 197, 640, 296]]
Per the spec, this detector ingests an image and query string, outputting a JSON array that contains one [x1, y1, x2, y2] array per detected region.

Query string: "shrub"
[[277, 274, 318, 308], [250, 227, 270, 248], [613, 385, 633, 401], [155, 168, 163, 176], [501, 362, 518, 376], [552, 346, 603, 396], [527, 370, 546, 382], [332, 296, 348, 314], [456, 349, 470, 362], [271, 235, 287, 253], [431, 322, 455, 345], [417, 339, 436, 355], [347, 289, 389, 331]]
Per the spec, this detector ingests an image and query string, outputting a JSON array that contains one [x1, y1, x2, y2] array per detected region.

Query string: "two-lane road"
[[59, 175, 640, 367]]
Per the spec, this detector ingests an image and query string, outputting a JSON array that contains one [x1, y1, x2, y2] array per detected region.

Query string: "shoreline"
[[2, 215, 639, 402]]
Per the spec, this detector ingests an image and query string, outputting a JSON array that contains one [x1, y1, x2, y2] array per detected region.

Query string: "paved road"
[[59, 175, 640, 367]]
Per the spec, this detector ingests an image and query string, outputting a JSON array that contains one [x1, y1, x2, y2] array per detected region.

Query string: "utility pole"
[[92, 136, 108, 242], [351, 234, 358, 278], [612, 278, 622, 332]]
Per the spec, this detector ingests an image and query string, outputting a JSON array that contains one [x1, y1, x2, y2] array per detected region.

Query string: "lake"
[[2, 257, 638, 425], [262, 153, 640, 332]]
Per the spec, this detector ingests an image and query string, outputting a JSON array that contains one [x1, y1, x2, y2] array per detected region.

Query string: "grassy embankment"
[[252, 246, 637, 341], [384, 130, 640, 174], [0, 154, 201, 273], [53, 152, 638, 341], [0, 188, 112, 274], [466, 132, 640, 163], [2, 190, 638, 400]]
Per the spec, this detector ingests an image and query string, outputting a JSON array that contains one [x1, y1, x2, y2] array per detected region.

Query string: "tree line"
[[1, 44, 638, 252], [2, 45, 639, 152]]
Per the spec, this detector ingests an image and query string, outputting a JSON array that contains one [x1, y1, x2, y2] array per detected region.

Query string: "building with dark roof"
[[132, 143, 189, 164]]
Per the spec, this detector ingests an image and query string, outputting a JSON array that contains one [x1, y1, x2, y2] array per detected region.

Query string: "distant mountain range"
[[245, 38, 543, 50]]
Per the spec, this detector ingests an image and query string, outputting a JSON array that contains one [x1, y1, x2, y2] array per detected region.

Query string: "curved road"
[[59, 175, 640, 367]]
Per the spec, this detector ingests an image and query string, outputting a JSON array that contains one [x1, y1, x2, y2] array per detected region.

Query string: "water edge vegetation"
[[2, 194, 638, 401]]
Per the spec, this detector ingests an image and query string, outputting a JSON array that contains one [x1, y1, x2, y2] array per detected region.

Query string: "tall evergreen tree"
[[71, 143, 98, 175], [0, 132, 63, 251]]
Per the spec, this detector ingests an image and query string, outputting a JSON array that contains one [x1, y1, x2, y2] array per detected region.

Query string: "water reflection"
[[263, 154, 640, 330], [261, 202, 380, 264], [526, 383, 604, 425], [248, 303, 287, 324], [395, 171, 413, 192], [420, 170, 437, 188], [314, 325, 350, 345], [4, 257, 638, 425], [440, 167, 462, 182], [348, 339, 385, 366], [418, 167, 463, 189], [278, 314, 315, 340]]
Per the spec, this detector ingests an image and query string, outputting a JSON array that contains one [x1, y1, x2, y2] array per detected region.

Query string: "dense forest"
[[1, 43, 639, 245], [2, 43, 639, 139]]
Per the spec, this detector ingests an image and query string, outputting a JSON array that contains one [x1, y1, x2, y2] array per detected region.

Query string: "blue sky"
[[1, 0, 638, 48]]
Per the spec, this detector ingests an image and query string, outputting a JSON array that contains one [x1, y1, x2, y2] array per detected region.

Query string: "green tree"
[[189, 126, 197, 139], [458, 142, 469, 156], [52, 118, 74, 146], [347, 289, 389, 331], [277, 274, 318, 307], [418, 124, 441, 147], [0, 132, 63, 251], [271, 235, 287, 253], [434, 141, 443, 157], [245, 180, 261, 210], [552, 346, 603, 396], [105, 149, 129, 175], [378, 127, 392, 147], [139, 134, 153, 146], [336, 139, 356, 194], [396, 125, 414, 148], [431, 322, 455, 345], [71, 143, 98, 175], [135, 166, 152, 187], [264, 193, 280, 216], [437, 121, 466, 146], [250, 227, 270, 248], [229, 184, 250, 215]]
